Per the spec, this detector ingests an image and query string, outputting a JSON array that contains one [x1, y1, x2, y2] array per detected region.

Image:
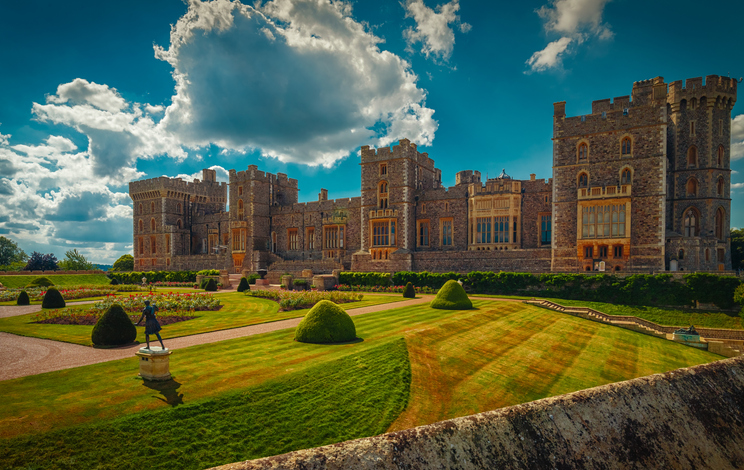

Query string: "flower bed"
[[0, 285, 148, 302], [33, 309, 196, 326], [335, 284, 437, 294], [245, 290, 364, 311], [92, 292, 221, 313], [151, 281, 195, 288]]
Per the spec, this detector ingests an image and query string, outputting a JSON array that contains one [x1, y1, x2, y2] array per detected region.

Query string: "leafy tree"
[[731, 228, 744, 271], [0, 236, 28, 266], [24, 252, 59, 271], [58, 249, 94, 271], [112, 254, 134, 272]]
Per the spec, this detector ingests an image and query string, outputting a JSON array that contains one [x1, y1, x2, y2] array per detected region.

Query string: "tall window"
[[716, 208, 725, 240], [621, 137, 632, 156], [177, 203, 182, 214], [138, 203, 143, 215], [238, 199, 244, 219], [271, 232, 277, 253], [540, 214, 551, 245], [418, 221, 429, 247], [599, 246, 608, 258], [421, 203, 426, 215], [307, 227, 315, 250], [139, 238, 144, 255], [718, 248, 725, 263], [513, 217, 518, 244], [717, 177, 724, 197], [683, 208, 699, 237], [150, 236, 156, 255], [324, 226, 344, 249], [613, 245, 623, 258], [476, 217, 491, 243], [686, 178, 698, 197], [138, 219, 144, 233], [687, 146, 698, 166], [581, 204, 625, 239], [378, 182, 388, 209], [150, 218, 156, 231], [494, 216, 509, 243], [380, 163, 387, 175], [288, 228, 298, 250], [690, 121, 696, 136], [151, 202, 155, 213], [441, 219, 453, 246], [718, 145, 725, 166], [177, 219, 182, 230], [584, 246, 593, 258], [578, 173, 588, 188], [238, 186, 243, 196], [578, 142, 588, 160], [621, 169, 632, 184], [372, 220, 396, 246], [166, 234, 170, 253]]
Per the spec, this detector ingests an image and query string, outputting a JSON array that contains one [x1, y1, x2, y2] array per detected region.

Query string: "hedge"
[[108, 271, 199, 284]]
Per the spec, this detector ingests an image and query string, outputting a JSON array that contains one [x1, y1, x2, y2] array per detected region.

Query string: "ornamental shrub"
[[91, 303, 137, 346], [403, 282, 415, 298], [27, 277, 54, 288], [685, 273, 741, 309], [247, 274, 260, 284], [430, 280, 472, 310], [204, 278, 218, 292], [294, 300, 357, 344], [110, 278, 119, 285], [237, 277, 250, 292], [16, 290, 30, 306], [41, 287, 66, 309]]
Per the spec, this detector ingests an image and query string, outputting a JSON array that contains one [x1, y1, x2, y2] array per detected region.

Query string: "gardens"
[[0, 269, 741, 469]]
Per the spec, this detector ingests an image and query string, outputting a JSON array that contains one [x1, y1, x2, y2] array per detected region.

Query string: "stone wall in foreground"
[[213, 356, 744, 470]]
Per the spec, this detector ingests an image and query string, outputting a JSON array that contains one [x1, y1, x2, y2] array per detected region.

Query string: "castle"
[[130, 75, 737, 276]]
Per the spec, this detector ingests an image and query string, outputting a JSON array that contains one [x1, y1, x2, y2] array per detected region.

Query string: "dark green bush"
[[197, 269, 220, 276], [16, 290, 30, 306], [685, 273, 741, 309], [247, 274, 260, 285], [430, 280, 472, 310], [204, 278, 218, 292], [91, 304, 137, 346], [338, 272, 392, 287], [237, 277, 250, 292], [295, 300, 357, 344], [403, 282, 415, 298], [110, 278, 119, 285], [108, 270, 199, 284], [393, 271, 460, 289], [26, 277, 54, 288], [41, 287, 65, 309]]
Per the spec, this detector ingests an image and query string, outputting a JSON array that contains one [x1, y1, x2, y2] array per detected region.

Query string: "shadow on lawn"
[[143, 378, 184, 407]]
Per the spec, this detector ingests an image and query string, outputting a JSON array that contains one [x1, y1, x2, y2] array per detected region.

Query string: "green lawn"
[[0, 293, 407, 346], [0, 274, 111, 288], [0, 300, 719, 465]]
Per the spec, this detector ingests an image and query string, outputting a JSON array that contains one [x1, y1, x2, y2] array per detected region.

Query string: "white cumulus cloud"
[[403, 0, 470, 62], [155, 0, 437, 167], [731, 114, 744, 161], [527, 0, 612, 73]]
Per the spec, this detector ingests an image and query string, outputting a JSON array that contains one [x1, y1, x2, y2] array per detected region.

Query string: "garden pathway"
[[0, 295, 436, 382], [0, 300, 98, 319]]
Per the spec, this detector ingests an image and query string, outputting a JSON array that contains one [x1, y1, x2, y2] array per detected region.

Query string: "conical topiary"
[[403, 282, 416, 298], [204, 278, 218, 292], [27, 277, 54, 288], [16, 290, 30, 306], [237, 276, 250, 292], [430, 280, 472, 310], [91, 303, 137, 346], [295, 300, 356, 344], [41, 287, 66, 309]]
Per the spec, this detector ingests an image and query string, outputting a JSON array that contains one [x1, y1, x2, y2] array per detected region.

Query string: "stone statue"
[[135, 300, 166, 350], [674, 325, 699, 336]]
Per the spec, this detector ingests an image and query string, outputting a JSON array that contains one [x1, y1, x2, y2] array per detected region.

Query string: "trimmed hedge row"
[[339, 271, 742, 309], [108, 271, 200, 284]]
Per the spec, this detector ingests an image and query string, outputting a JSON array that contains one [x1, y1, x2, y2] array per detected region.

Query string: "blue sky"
[[1, 0, 743, 264]]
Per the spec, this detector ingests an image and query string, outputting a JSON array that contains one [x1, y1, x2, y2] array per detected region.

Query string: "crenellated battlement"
[[360, 138, 433, 167], [667, 75, 737, 105], [455, 170, 482, 185], [129, 173, 226, 202], [230, 165, 299, 188]]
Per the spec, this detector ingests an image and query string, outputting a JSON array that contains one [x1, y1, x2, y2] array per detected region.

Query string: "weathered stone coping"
[[213, 356, 744, 469]]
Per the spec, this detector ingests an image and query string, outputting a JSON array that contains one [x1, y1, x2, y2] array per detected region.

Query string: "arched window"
[[686, 178, 698, 197], [683, 208, 699, 237], [150, 218, 156, 231], [687, 146, 698, 166], [578, 142, 588, 160], [690, 98, 697, 110], [177, 219, 182, 230], [718, 145, 724, 166], [678, 249, 685, 260], [238, 199, 244, 219], [151, 202, 155, 213], [621, 137, 632, 156], [138, 203, 143, 215], [378, 181, 388, 209], [717, 177, 724, 197], [177, 203, 182, 214], [715, 207, 725, 240], [138, 219, 143, 233], [578, 173, 588, 188], [621, 169, 632, 184]]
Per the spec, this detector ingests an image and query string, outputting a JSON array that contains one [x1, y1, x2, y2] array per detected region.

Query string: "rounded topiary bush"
[[237, 276, 250, 293], [295, 300, 356, 344], [204, 278, 218, 292], [16, 290, 30, 306], [27, 277, 54, 288], [403, 282, 416, 298], [91, 303, 137, 346], [41, 287, 66, 309], [430, 280, 472, 310], [110, 278, 119, 285]]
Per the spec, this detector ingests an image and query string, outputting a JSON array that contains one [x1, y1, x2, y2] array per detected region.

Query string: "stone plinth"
[[312, 275, 337, 291], [135, 347, 172, 381], [255, 279, 271, 286]]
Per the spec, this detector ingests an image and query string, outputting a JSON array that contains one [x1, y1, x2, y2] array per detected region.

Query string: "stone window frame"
[[271, 232, 277, 253], [165, 234, 170, 254], [138, 219, 144, 233], [177, 203, 182, 214], [139, 237, 144, 255], [620, 166, 633, 185], [620, 134, 633, 157], [705, 248, 710, 262], [150, 236, 157, 255], [539, 212, 551, 245], [613, 245, 623, 258], [687, 145, 698, 167], [685, 177, 698, 197], [370, 219, 396, 248], [690, 120, 696, 136], [598, 245, 608, 258], [444, 201, 449, 212], [717, 248, 725, 263], [287, 228, 299, 251], [378, 181, 389, 209], [379, 163, 387, 176], [138, 203, 143, 215], [717, 177, 725, 197], [238, 185, 243, 196], [237, 199, 244, 219], [577, 171, 589, 188], [577, 140, 589, 162], [421, 203, 426, 215], [150, 218, 156, 231], [417, 219, 430, 247], [177, 219, 182, 230], [151, 202, 155, 213], [306, 226, 315, 250], [683, 207, 700, 237], [584, 246, 593, 259], [715, 207, 725, 240], [717, 145, 725, 166], [440, 217, 454, 247]]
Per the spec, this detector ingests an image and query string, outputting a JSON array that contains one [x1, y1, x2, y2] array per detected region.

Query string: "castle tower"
[[664, 75, 737, 271]]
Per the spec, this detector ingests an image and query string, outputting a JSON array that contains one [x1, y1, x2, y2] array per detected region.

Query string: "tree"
[[0, 236, 28, 266], [58, 249, 94, 271], [24, 252, 59, 271], [112, 254, 134, 272], [731, 228, 744, 272]]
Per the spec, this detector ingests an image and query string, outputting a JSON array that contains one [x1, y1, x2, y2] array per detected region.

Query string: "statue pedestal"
[[135, 347, 172, 381]]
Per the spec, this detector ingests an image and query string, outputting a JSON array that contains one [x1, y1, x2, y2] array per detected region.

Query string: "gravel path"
[[0, 295, 434, 382], [0, 300, 98, 319]]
